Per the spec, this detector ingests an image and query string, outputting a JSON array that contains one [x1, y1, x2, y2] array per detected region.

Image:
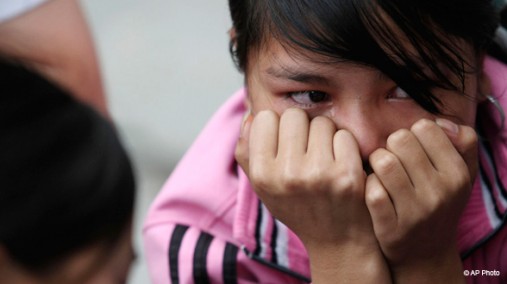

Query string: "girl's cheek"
[[250, 93, 293, 116], [249, 91, 283, 115]]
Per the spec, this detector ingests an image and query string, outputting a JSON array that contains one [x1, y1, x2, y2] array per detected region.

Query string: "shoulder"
[[143, 221, 308, 284], [462, 224, 507, 282], [484, 56, 507, 107], [479, 57, 507, 139], [144, 89, 248, 237]]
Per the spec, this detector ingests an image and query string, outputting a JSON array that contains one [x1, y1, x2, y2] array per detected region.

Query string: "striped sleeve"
[[143, 223, 241, 284], [143, 223, 307, 284]]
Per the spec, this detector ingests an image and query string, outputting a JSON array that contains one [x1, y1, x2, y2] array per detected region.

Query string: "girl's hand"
[[236, 108, 390, 283], [365, 118, 478, 283]]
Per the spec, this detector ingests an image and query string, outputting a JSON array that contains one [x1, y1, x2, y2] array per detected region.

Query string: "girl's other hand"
[[365, 118, 478, 283]]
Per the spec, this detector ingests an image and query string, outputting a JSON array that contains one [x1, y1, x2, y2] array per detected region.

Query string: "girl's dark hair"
[[0, 58, 135, 274], [228, 0, 499, 114]]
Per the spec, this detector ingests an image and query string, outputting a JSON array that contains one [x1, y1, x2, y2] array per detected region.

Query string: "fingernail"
[[436, 118, 459, 135]]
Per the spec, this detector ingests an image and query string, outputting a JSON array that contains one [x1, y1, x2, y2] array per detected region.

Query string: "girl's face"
[[245, 39, 489, 161]]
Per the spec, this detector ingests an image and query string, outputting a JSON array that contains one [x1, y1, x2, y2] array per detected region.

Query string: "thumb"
[[436, 118, 479, 182], [235, 110, 253, 174]]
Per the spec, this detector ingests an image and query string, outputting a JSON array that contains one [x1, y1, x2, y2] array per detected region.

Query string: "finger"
[[436, 118, 479, 180], [278, 108, 310, 159], [410, 119, 463, 172], [369, 148, 415, 211], [235, 110, 253, 174], [385, 129, 435, 187], [365, 173, 397, 238], [250, 110, 279, 167], [307, 116, 336, 162], [333, 130, 362, 173]]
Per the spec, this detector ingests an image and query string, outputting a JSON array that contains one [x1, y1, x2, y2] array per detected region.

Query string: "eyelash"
[[287, 86, 412, 109], [287, 90, 330, 108]]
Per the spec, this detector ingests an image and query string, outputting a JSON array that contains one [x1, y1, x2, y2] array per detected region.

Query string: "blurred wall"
[[81, 0, 243, 282]]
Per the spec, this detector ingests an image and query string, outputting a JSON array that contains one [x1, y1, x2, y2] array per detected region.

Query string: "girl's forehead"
[[252, 36, 396, 74], [251, 38, 346, 70], [260, 40, 373, 71], [247, 38, 391, 91], [251, 31, 477, 80]]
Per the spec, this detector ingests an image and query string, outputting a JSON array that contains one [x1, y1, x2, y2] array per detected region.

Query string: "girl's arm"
[[143, 222, 307, 283]]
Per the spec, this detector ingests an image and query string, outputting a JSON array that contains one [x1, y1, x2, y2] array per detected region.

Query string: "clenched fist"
[[235, 108, 390, 283]]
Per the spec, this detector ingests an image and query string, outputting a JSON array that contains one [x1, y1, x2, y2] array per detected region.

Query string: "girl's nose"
[[328, 104, 389, 161]]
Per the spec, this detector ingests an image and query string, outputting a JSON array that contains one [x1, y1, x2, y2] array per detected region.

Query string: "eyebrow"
[[265, 65, 391, 85], [265, 66, 332, 85]]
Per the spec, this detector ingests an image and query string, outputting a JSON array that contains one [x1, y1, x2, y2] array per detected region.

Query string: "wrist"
[[307, 242, 391, 284], [391, 246, 464, 284]]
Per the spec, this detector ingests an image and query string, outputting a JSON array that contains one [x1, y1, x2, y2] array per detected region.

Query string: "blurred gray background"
[[81, 0, 243, 283]]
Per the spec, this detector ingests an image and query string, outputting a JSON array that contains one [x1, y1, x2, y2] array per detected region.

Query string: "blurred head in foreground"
[[0, 1, 136, 283]]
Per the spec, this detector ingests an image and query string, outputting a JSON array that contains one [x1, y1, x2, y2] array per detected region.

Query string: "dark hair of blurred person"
[[0, 0, 136, 283], [0, 58, 136, 284]]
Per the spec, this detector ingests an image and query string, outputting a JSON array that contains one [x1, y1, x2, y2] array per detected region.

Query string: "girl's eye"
[[387, 86, 411, 100], [289, 90, 329, 106]]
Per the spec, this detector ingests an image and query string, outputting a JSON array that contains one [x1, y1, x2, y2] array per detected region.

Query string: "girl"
[[145, 0, 507, 283]]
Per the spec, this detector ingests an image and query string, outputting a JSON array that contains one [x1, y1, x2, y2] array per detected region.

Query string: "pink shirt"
[[144, 57, 507, 283]]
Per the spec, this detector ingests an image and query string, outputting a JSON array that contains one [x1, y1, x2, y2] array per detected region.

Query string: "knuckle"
[[280, 165, 306, 191], [411, 118, 436, 134], [421, 194, 440, 214], [370, 150, 399, 176], [306, 166, 326, 185], [365, 187, 386, 208], [460, 126, 479, 151], [419, 182, 454, 214], [447, 166, 471, 191], [387, 128, 413, 149], [333, 169, 363, 196], [249, 164, 272, 191]]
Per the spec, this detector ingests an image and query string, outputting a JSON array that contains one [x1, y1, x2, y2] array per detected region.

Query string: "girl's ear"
[[229, 27, 236, 42], [229, 27, 237, 53]]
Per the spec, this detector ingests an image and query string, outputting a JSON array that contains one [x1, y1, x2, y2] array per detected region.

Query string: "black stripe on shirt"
[[243, 247, 311, 283], [168, 224, 189, 284], [480, 162, 504, 219], [193, 232, 214, 284], [223, 243, 239, 284], [482, 139, 507, 200], [270, 217, 278, 264], [253, 200, 263, 256]]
